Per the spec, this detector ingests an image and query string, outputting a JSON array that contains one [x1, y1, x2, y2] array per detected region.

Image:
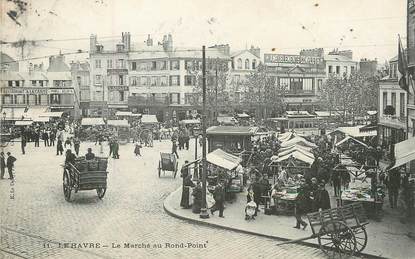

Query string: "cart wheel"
[[96, 188, 106, 199], [63, 170, 72, 202], [318, 220, 356, 258], [158, 161, 161, 178], [353, 226, 368, 253]]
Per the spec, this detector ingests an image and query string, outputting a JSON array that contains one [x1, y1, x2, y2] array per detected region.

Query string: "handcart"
[[277, 202, 369, 257], [63, 157, 109, 202], [157, 152, 178, 178]]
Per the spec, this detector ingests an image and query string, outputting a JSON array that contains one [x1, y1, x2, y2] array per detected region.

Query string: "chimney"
[[90, 34, 97, 54], [116, 43, 125, 52], [146, 34, 153, 46], [121, 32, 131, 51], [166, 34, 173, 52], [249, 46, 260, 58]]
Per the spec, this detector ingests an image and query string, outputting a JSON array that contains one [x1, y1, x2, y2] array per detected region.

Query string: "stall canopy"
[[278, 145, 314, 158], [237, 113, 250, 118], [39, 112, 64, 118], [279, 143, 313, 153], [276, 151, 315, 165], [278, 131, 301, 142], [107, 120, 129, 127], [33, 116, 49, 122], [389, 137, 415, 170], [115, 111, 132, 116], [280, 136, 317, 148], [217, 116, 237, 125], [141, 114, 158, 124], [24, 107, 48, 121], [180, 119, 200, 124], [206, 148, 242, 170], [332, 126, 377, 138], [15, 120, 33, 126], [335, 136, 368, 148], [81, 117, 105, 126]]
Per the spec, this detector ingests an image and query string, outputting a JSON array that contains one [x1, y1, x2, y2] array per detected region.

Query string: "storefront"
[[206, 126, 257, 153]]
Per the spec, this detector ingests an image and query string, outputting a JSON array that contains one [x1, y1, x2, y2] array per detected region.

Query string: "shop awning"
[[278, 145, 314, 159], [332, 126, 377, 138], [217, 116, 237, 124], [24, 107, 48, 121], [1, 107, 26, 120], [389, 137, 415, 170], [15, 120, 33, 126], [276, 151, 315, 165], [33, 116, 49, 122], [207, 126, 257, 136], [335, 136, 368, 148], [280, 136, 317, 148], [81, 117, 105, 126], [141, 115, 158, 124], [107, 119, 129, 127], [39, 112, 64, 118], [115, 111, 133, 116], [237, 113, 250, 118], [206, 149, 242, 170]]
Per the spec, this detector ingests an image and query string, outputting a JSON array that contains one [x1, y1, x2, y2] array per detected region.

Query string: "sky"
[[0, 0, 407, 65]]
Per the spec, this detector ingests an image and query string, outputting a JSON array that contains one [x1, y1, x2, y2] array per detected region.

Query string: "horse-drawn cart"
[[277, 202, 369, 257], [157, 152, 178, 178], [63, 157, 109, 202]]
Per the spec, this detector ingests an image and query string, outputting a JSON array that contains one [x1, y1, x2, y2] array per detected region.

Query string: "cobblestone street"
[[0, 139, 328, 259]]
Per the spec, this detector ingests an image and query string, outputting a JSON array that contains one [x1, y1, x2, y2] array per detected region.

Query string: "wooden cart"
[[277, 203, 369, 257], [157, 152, 178, 178], [63, 158, 108, 202]]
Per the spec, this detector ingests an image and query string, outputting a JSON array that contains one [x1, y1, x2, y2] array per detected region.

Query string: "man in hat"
[[0, 152, 6, 179], [211, 181, 226, 218], [6, 152, 16, 180], [85, 148, 96, 160]]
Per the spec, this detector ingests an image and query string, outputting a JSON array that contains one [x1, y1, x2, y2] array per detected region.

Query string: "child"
[[134, 143, 142, 157], [245, 187, 257, 220]]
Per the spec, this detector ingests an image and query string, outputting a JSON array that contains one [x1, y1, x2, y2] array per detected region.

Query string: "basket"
[[75, 161, 87, 171], [88, 160, 99, 171]]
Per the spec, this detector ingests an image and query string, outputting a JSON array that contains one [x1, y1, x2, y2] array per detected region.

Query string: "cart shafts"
[[275, 235, 316, 246]]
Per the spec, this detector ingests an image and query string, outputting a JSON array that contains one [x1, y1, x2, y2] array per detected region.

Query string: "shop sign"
[[0, 87, 48, 94], [48, 88, 74, 94], [108, 86, 129, 91], [264, 54, 323, 65]]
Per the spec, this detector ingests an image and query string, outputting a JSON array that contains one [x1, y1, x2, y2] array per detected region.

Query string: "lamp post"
[[200, 46, 209, 219], [2, 112, 6, 132]]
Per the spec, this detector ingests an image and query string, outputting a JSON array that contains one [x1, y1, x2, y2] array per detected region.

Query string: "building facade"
[[378, 56, 407, 154], [0, 53, 78, 120], [71, 61, 90, 117], [324, 49, 359, 78]]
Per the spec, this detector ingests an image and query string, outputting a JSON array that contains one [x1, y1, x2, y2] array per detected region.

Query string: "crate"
[[88, 160, 99, 171]]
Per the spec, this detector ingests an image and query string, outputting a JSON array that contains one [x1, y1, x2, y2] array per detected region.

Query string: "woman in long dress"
[[180, 173, 195, 208]]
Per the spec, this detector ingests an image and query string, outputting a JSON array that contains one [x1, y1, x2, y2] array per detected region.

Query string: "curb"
[[163, 188, 387, 259]]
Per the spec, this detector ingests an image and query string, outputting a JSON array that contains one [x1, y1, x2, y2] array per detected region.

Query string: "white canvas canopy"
[[107, 120, 129, 127], [206, 149, 242, 170], [81, 117, 105, 126], [180, 119, 200, 124], [278, 146, 314, 159], [15, 120, 33, 126], [237, 113, 250, 118], [39, 112, 64, 118], [141, 115, 158, 124], [335, 136, 368, 148], [115, 111, 133, 116], [389, 137, 415, 170], [276, 151, 315, 165], [280, 136, 317, 148], [277, 131, 301, 142]]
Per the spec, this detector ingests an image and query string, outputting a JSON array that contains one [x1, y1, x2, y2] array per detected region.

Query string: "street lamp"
[[2, 112, 6, 131], [200, 46, 209, 219]]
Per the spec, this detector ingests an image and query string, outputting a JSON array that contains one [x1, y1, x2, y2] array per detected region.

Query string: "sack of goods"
[[74, 157, 87, 171], [88, 160, 99, 171]]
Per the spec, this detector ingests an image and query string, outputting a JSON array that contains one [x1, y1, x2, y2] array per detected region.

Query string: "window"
[[234, 75, 240, 83], [317, 79, 323, 91], [50, 94, 60, 104], [252, 59, 257, 69], [94, 75, 102, 85], [119, 75, 124, 85], [117, 59, 125, 69], [303, 78, 313, 91], [400, 93, 405, 118], [170, 76, 180, 86], [130, 76, 137, 86], [141, 77, 149, 86], [158, 61, 167, 70], [8, 81, 12, 87], [151, 77, 158, 86], [3, 95, 12, 104], [344, 66, 348, 74], [119, 91, 124, 102], [169, 93, 180, 104], [237, 58, 242, 69], [28, 95, 36, 105], [31, 80, 36, 86], [151, 61, 157, 70], [171, 60, 180, 70], [39, 80, 45, 87], [336, 66, 340, 74], [184, 75, 195, 86], [391, 92, 396, 108], [160, 76, 168, 86], [351, 66, 355, 74], [107, 60, 113, 68], [383, 92, 387, 113], [245, 59, 250, 69], [185, 60, 193, 70], [15, 81, 20, 87], [328, 66, 333, 74], [131, 61, 136, 70], [95, 59, 101, 68]]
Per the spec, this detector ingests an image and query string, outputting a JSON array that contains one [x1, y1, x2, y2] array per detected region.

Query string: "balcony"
[[285, 90, 315, 96], [378, 115, 406, 129], [107, 68, 128, 75]]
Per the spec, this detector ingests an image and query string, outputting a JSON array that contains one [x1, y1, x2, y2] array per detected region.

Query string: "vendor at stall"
[[180, 173, 195, 209]]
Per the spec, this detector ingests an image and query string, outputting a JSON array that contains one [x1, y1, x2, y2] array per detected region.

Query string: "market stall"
[[107, 119, 130, 144], [81, 117, 105, 126], [179, 119, 200, 136], [206, 126, 257, 153]]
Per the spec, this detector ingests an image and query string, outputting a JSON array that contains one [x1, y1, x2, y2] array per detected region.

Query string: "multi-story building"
[[359, 58, 378, 77], [263, 51, 326, 112], [70, 61, 90, 117], [378, 55, 407, 154], [229, 46, 261, 108], [324, 49, 359, 78], [0, 53, 78, 120]]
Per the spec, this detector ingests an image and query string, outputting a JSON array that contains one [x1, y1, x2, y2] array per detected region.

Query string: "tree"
[[242, 64, 287, 119], [186, 58, 231, 123], [319, 72, 379, 124]]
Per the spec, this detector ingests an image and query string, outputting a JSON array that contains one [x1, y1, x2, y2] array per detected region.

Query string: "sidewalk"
[[164, 187, 415, 259]]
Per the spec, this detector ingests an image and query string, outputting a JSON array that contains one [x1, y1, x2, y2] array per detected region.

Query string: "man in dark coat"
[[385, 169, 401, 209], [85, 148, 96, 160], [331, 169, 341, 197], [211, 181, 226, 217], [172, 140, 179, 159], [21, 135, 26, 155], [42, 130, 49, 147], [0, 152, 6, 179], [6, 152, 16, 180], [294, 178, 310, 230], [180, 173, 195, 209], [252, 177, 262, 216], [73, 137, 81, 156], [49, 131, 55, 146]]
